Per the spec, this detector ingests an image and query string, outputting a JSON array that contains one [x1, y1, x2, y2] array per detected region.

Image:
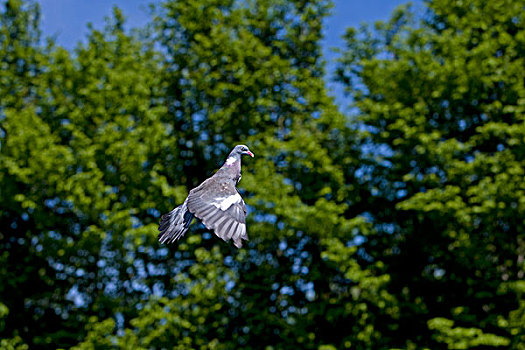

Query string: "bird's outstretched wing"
[[186, 178, 248, 248]]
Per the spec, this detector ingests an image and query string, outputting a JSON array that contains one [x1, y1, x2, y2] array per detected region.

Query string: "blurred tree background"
[[0, 0, 523, 348]]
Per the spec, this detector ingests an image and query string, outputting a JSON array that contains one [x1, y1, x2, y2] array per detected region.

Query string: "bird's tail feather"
[[158, 201, 194, 244]]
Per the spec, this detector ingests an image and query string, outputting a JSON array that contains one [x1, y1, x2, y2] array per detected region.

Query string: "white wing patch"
[[213, 193, 242, 211]]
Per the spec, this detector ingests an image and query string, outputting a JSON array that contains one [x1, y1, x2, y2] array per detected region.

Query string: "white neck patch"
[[225, 157, 236, 166]]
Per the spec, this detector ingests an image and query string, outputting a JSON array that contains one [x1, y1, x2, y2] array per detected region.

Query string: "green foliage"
[[0, 0, 523, 349], [0, 302, 28, 350], [337, 0, 524, 348], [428, 317, 510, 349]]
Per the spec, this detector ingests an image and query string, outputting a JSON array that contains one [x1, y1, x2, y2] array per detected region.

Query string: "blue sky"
[[38, 0, 414, 50], [37, 0, 420, 108]]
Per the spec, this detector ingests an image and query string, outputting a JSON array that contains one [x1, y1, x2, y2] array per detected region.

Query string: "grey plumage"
[[158, 145, 254, 248], [158, 201, 194, 244]]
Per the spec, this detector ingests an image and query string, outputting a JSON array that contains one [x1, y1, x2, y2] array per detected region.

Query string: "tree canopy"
[[0, 0, 523, 349]]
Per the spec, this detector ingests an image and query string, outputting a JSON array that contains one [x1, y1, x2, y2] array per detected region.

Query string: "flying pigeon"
[[158, 145, 254, 248]]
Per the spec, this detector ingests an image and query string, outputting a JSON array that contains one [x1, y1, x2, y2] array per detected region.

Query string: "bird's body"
[[158, 145, 254, 248]]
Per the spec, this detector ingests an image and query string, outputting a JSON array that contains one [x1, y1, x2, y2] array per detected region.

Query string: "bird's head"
[[233, 144, 254, 158]]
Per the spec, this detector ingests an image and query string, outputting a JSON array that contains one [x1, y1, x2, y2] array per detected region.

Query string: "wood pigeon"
[[158, 145, 254, 248]]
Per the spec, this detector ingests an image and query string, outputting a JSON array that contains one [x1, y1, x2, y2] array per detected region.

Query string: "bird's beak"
[[247, 151, 254, 157]]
